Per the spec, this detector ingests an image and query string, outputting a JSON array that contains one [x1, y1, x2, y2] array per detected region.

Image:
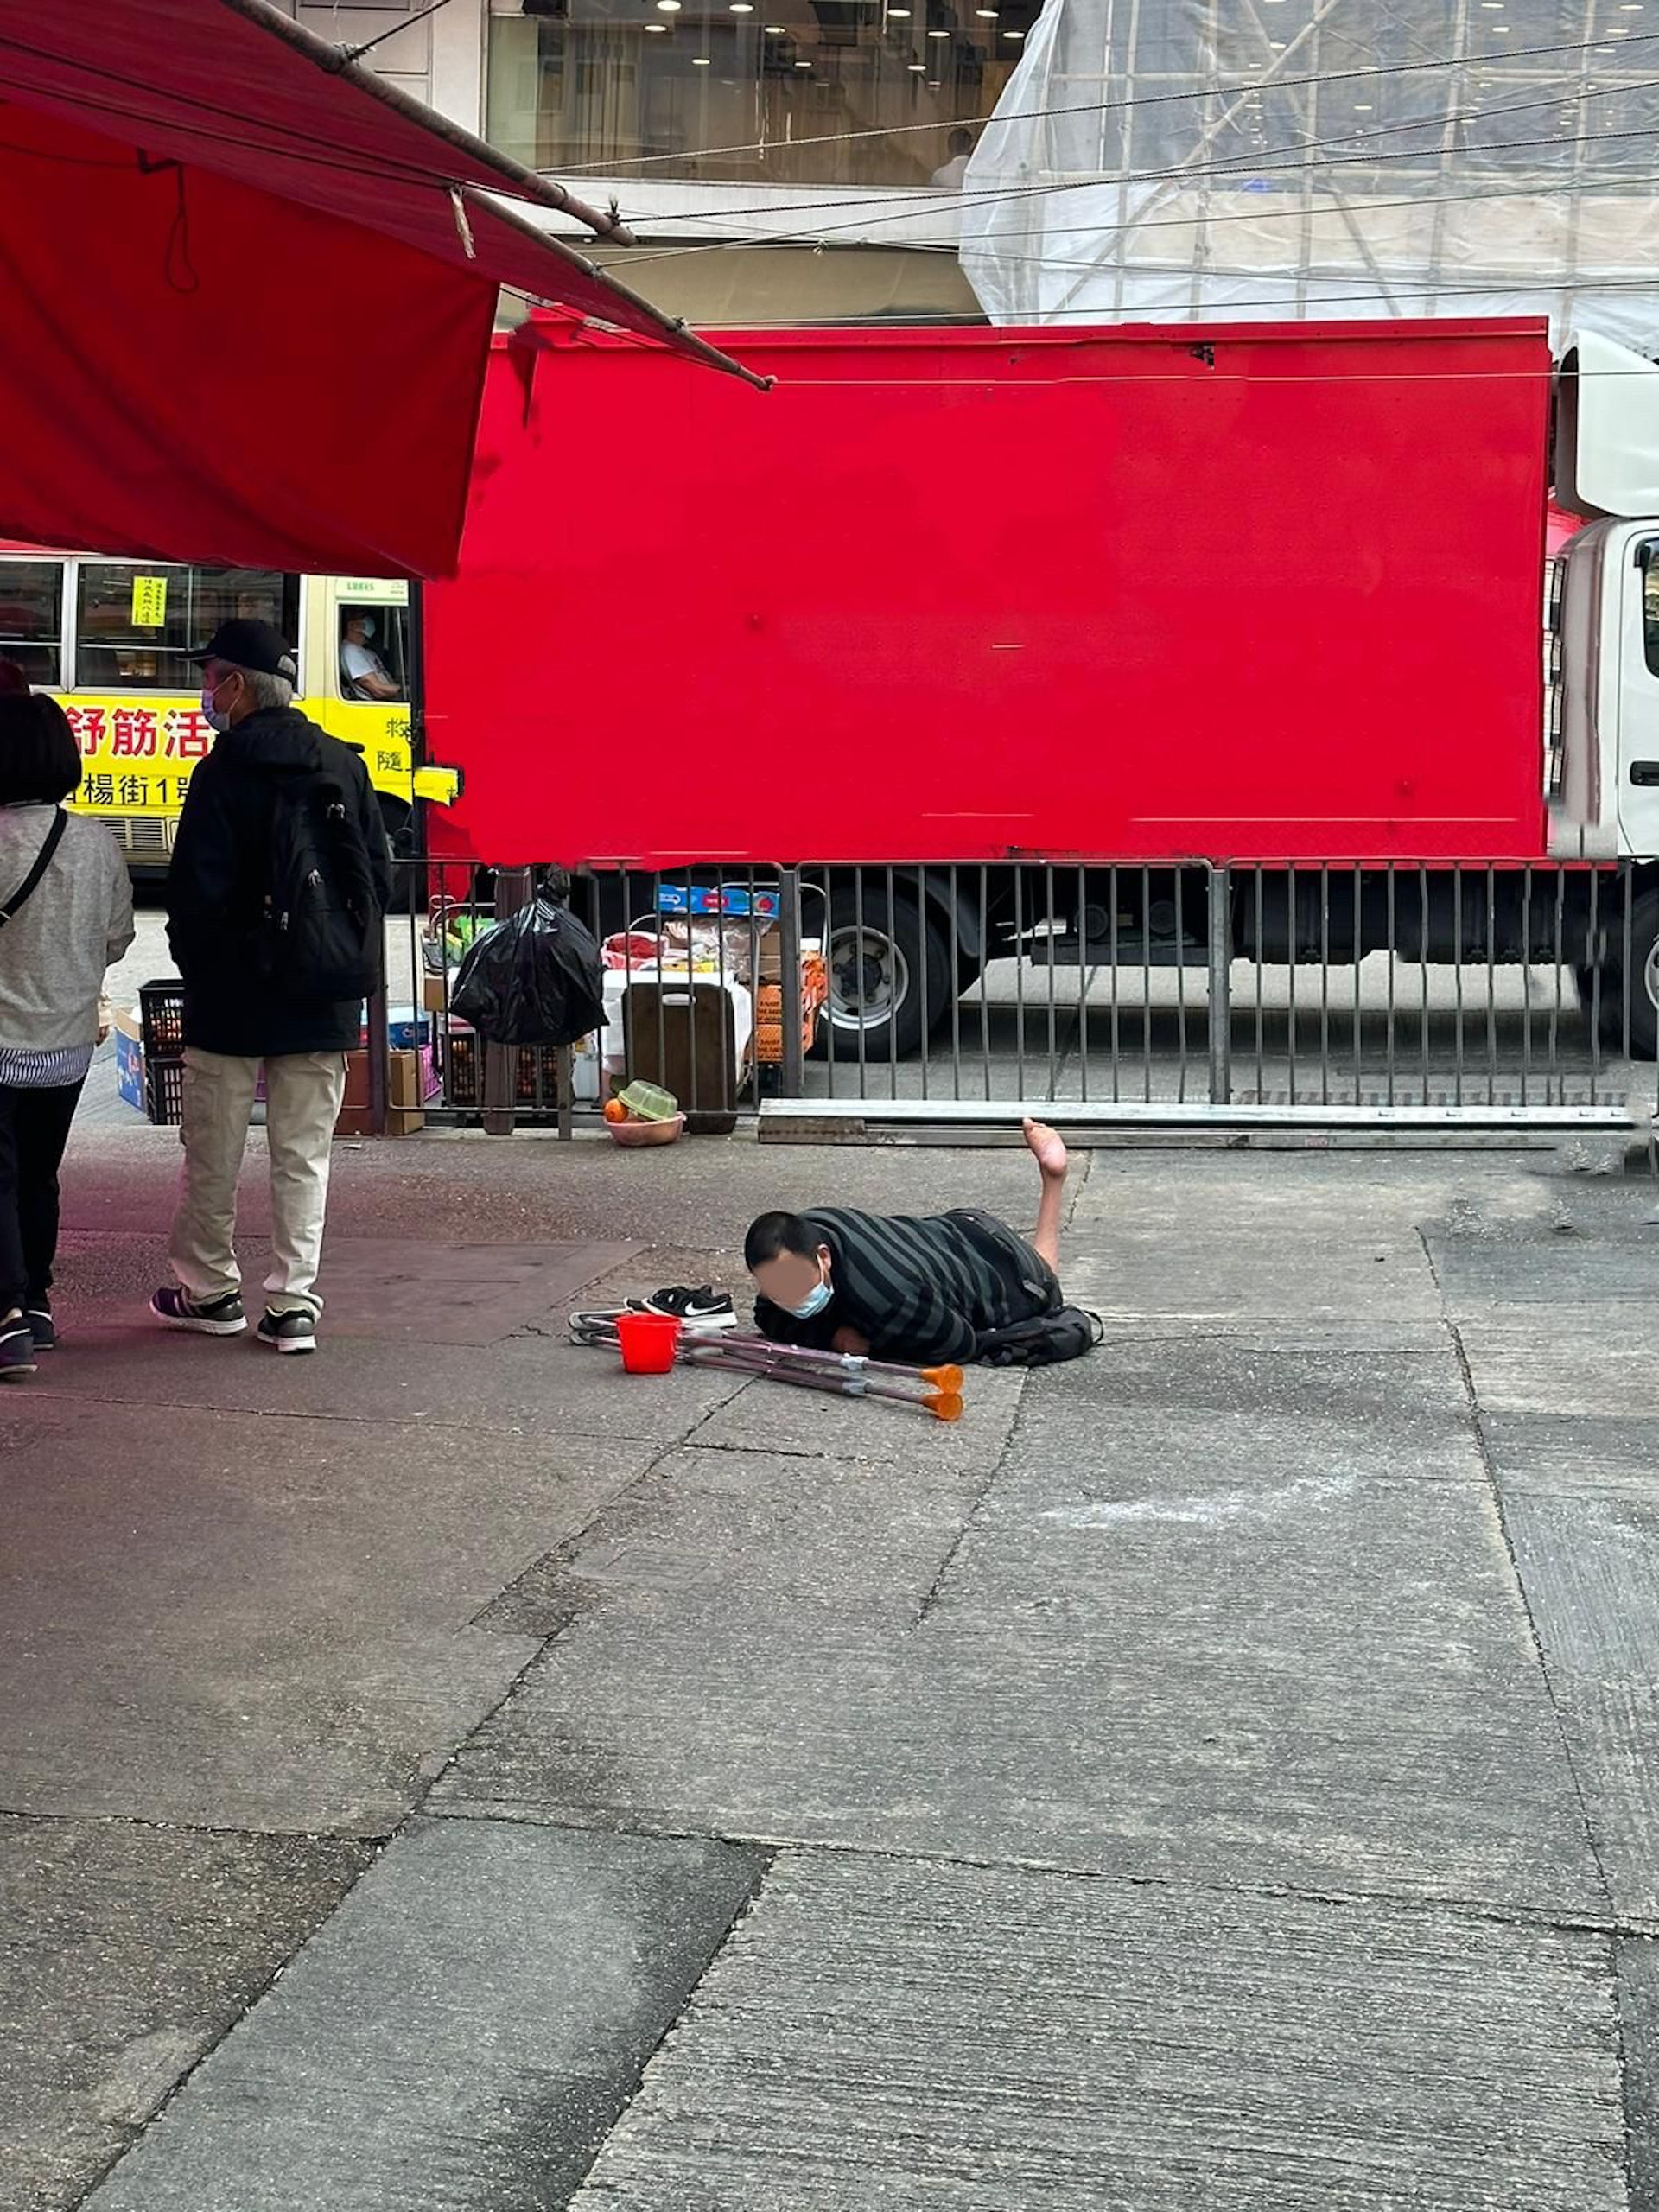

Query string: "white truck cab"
[[1553, 331, 1659, 862]]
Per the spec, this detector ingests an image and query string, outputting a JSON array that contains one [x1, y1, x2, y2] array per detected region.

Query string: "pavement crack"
[[1417, 1225, 1621, 1923], [418, 1803, 1650, 1941]]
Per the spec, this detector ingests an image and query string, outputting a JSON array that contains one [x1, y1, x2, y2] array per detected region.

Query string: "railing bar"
[[1385, 864, 1396, 1109], [980, 863, 994, 1105], [1352, 861, 1363, 1109], [1142, 866, 1153, 1104], [1327, 862, 1336, 1106], [887, 863, 899, 1104], [1452, 868, 1465, 1109], [1287, 861, 1298, 1107], [1077, 865, 1090, 1106], [1550, 868, 1565, 1109], [1485, 863, 1498, 1109], [1013, 868, 1027, 1102]]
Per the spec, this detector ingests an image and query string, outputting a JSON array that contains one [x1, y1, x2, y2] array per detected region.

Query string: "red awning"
[[0, 0, 752, 577]]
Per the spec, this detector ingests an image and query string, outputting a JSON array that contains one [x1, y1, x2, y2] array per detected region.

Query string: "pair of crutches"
[[575, 1317, 963, 1421]]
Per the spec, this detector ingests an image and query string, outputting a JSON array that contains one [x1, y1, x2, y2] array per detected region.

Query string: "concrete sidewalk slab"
[[48, 1232, 640, 1346], [570, 1850, 1625, 2212], [1460, 1322, 1659, 1420], [476, 1444, 990, 1638], [0, 1397, 655, 1834], [1422, 1223, 1659, 1313], [13, 1321, 753, 1447], [683, 1364, 1025, 1475], [1502, 1491, 1659, 1924], [1482, 1413, 1659, 1498], [0, 1818, 367, 2212], [1019, 1336, 1471, 1434], [435, 1461, 1604, 1914], [299, 1238, 641, 1344], [82, 1820, 762, 2212]]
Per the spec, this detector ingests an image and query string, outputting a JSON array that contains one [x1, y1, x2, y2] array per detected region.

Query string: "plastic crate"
[[139, 978, 185, 1058], [144, 1056, 185, 1126], [441, 1032, 564, 1109]]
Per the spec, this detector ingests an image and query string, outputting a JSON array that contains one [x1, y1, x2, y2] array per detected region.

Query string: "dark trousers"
[[0, 1080, 85, 1314]]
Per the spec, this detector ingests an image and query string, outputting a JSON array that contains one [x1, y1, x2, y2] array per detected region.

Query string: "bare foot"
[[1023, 1116, 1069, 1181]]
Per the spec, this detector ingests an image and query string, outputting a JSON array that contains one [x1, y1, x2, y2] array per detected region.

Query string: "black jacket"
[[166, 707, 391, 1058], [753, 1205, 1056, 1366]]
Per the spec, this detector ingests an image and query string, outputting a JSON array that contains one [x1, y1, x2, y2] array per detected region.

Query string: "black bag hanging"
[[450, 895, 607, 1047]]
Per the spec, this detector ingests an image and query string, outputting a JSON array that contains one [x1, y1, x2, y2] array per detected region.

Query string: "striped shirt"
[[0, 1040, 95, 1090], [754, 1205, 1056, 1365]]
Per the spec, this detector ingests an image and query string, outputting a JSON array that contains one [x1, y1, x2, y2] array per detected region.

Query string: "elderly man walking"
[[151, 619, 390, 1355]]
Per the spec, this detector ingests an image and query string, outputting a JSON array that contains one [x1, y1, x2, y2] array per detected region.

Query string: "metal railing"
[[375, 857, 1659, 1137]]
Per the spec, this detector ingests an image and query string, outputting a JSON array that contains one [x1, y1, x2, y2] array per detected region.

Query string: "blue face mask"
[[785, 1278, 833, 1320]]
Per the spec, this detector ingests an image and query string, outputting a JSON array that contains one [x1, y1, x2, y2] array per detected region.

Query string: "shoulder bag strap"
[[0, 808, 68, 931]]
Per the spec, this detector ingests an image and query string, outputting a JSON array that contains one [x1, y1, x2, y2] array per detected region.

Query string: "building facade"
[[283, 1, 1659, 335]]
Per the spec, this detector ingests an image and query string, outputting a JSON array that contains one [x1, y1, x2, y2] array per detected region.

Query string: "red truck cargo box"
[[425, 319, 1552, 868]]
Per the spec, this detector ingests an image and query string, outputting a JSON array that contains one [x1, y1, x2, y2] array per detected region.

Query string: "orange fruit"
[[603, 1097, 628, 1124]]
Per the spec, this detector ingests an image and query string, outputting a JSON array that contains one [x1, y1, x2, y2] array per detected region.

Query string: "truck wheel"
[[1590, 889, 1659, 1059], [816, 883, 950, 1062]]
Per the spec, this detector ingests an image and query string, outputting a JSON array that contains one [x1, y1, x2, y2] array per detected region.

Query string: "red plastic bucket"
[[615, 1312, 683, 1374]]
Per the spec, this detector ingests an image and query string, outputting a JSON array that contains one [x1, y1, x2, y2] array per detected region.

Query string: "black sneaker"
[[150, 1287, 247, 1336], [25, 1306, 55, 1351], [632, 1285, 738, 1332], [257, 1309, 317, 1356], [0, 1316, 38, 1382]]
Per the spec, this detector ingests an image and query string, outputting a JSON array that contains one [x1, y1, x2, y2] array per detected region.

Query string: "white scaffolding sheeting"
[[959, 0, 1659, 344]]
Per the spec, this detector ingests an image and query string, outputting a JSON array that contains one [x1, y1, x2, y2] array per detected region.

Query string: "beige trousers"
[[169, 1048, 346, 1319]]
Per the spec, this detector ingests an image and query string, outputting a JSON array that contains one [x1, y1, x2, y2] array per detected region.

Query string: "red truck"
[[424, 317, 1659, 1057]]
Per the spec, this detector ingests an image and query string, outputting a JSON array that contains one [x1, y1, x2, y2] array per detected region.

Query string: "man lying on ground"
[[745, 1117, 1077, 1367]]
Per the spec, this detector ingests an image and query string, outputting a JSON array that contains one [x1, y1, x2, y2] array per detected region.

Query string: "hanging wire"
[[609, 152, 1659, 273]]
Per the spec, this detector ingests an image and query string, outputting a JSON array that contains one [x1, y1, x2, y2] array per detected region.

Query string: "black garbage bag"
[[449, 897, 607, 1046]]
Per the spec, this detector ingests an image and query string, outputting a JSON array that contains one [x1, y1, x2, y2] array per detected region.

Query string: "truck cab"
[[1552, 331, 1659, 867]]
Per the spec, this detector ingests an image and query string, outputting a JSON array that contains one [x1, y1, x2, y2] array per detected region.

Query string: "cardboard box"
[[113, 1006, 144, 1111], [336, 1046, 435, 1137]]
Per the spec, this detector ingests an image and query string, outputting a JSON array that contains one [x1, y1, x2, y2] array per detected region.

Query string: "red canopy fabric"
[[0, 0, 746, 577]]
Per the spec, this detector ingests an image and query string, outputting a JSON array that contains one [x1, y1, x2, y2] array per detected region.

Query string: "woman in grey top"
[[0, 689, 134, 1378]]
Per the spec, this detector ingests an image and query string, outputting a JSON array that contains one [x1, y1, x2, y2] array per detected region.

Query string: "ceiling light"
[[888, 7, 911, 14], [795, 56, 811, 64], [976, 8, 997, 16], [645, 22, 668, 29], [731, 5, 754, 12], [1352, 101, 1372, 110], [692, 54, 711, 62], [928, 27, 950, 35]]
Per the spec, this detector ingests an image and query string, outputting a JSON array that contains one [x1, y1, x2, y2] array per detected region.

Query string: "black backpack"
[[259, 769, 382, 1001], [975, 1305, 1104, 1368]]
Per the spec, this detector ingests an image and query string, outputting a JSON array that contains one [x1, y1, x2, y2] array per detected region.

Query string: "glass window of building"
[[486, 0, 1044, 188]]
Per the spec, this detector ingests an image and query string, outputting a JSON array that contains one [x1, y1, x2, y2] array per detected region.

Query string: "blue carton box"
[[360, 1002, 432, 1052], [114, 1011, 144, 1111]]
